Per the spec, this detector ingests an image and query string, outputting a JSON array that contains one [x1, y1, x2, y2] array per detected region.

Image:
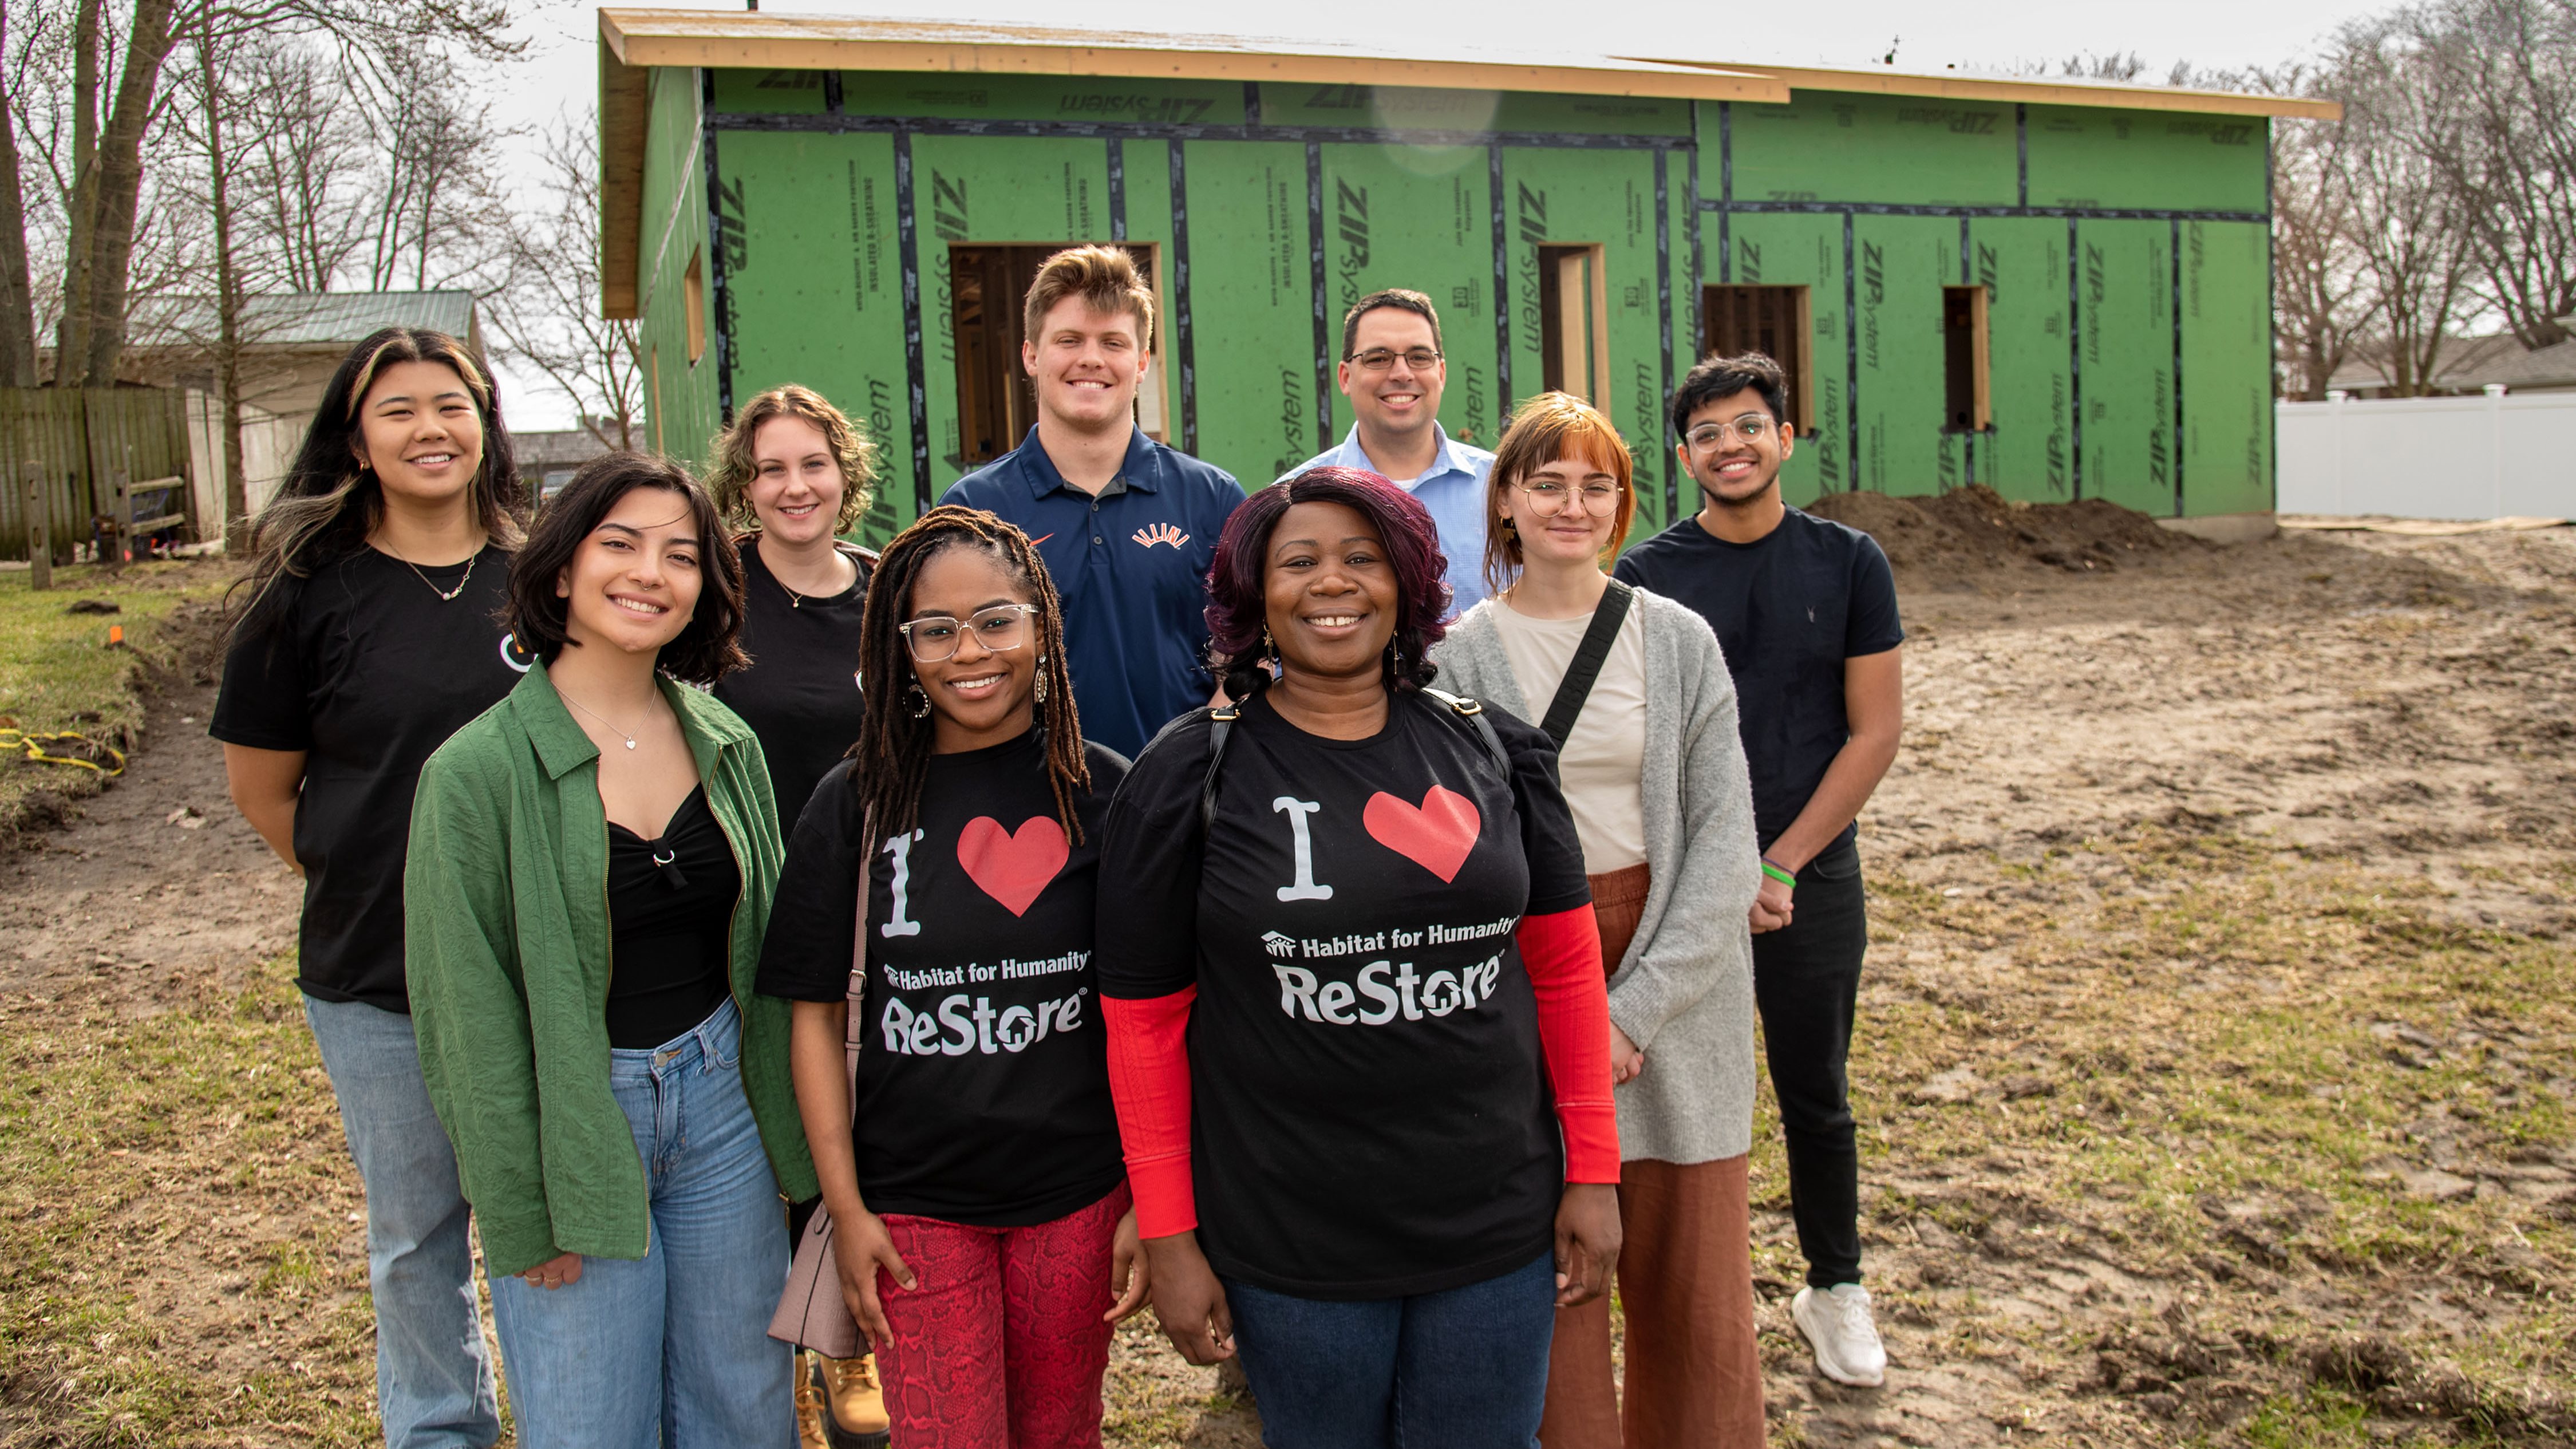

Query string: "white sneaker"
[[1792, 1283, 1888, 1387]]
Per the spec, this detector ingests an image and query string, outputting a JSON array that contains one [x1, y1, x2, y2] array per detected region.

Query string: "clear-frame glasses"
[[1346, 347, 1444, 372], [1514, 478, 1624, 517], [1684, 413, 1778, 451], [897, 604, 1040, 662]]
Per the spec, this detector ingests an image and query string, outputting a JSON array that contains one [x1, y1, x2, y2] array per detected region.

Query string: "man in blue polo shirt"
[[1280, 288, 1496, 617], [943, 245, 1243, 759]]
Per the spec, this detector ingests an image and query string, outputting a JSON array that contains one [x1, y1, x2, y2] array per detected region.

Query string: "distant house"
[[2327, 331, 2576, 399], [114, 290, 484, 531], [514, 428, 616, 499]]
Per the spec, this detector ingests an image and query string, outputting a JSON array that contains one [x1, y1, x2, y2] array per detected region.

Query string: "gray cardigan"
[[1432, 588, 1762, 1164]]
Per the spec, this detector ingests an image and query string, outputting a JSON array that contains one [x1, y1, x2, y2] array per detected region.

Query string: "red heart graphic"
[[957, 816, 1070, 916], [1362, 785, 1481, 884]]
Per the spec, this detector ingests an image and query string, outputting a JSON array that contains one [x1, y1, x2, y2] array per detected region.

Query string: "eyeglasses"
[[896, 604, 1039, 663], [1683, 414, 1779, 451], [1345, 347, 1443, 372], [1514, 479, 1624, 517]]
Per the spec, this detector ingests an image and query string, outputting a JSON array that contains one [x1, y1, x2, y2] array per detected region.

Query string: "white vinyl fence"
[[2277, 390, 2576, 520]]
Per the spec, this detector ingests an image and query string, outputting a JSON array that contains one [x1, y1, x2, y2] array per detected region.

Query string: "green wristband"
[[1760, 860, 1797, 887]]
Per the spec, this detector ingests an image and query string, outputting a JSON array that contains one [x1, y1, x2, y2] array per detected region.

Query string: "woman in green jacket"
[[405, 451, 817, 1449]]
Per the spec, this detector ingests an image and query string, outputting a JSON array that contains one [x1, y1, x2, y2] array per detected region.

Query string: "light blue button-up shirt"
[[1280, 423, 1499, 617]]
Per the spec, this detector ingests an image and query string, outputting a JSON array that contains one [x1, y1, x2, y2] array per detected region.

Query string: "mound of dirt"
[[1807, 484, 2206, 585]]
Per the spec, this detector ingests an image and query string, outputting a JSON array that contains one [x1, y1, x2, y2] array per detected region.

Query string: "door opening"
[[1942, 285, 1993, 432], [949, 243, 1164, 468]]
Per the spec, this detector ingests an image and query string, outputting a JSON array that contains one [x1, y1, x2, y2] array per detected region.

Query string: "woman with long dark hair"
[[1433, 394, 1765, 1446], [404, 452, 816, 1448], [1098, 466, 1621, 1449], [757, 505, 1146, 1447], [212, 326, 524, 1448]]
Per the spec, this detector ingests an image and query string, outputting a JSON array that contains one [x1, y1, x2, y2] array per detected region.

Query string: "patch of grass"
[[0, 955, 377, 1448], [0, 559, 234, 834]]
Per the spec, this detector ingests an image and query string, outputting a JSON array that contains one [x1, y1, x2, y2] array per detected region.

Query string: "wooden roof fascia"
[[598, 10, 1790, 104], [1633, 59, 2343, 120], [600, 46, 652, 320]]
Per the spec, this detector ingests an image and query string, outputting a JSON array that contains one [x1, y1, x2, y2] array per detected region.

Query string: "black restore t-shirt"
[[757, 729, 1130, 1226], [1613, 507, 1903, 849], [712, 537, 876, 829], [1098, 689, 1592, 1300], [211, 544, 527, 1010]]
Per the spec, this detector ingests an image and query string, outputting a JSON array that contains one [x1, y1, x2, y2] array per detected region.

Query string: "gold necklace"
[[383, 545, 477, 602]]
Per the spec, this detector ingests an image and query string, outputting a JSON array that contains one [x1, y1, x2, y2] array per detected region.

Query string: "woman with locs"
[[1097, 466, 1622, 1449], [758, 506, 1148, 1447], [1432, 393, 1765, 1447], [404, 453, 816, 1448], [213, 327, 524, 1448]]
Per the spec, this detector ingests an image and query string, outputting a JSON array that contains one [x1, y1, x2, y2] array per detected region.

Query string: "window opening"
[[1536, 243, 1611, 406], [949, 243, 1165, 468], [1942, 285, 1993, 432], [683, 250, 708, 366], [1700, 285, 1815, 436]]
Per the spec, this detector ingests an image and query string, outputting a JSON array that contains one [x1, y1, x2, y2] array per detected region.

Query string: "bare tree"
[[2332, 22, 2480, 393], [2250, 64, 2379, 397], [0, 4, 38, 385], [361, 46, 511, 293], [2401, 0, 2576, 348], [486, 117, 644, 451], [235, 36, 373, 293]]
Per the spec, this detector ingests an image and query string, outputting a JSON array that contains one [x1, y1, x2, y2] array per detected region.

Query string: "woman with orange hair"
[[1431, 393, 1767, 1447]]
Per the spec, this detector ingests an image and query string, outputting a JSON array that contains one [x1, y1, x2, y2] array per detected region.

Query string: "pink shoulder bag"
[[768, 826, 871, 1359]]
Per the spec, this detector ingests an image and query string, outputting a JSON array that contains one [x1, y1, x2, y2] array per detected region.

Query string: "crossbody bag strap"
[[1416, 685, 1511, 775], [845, 807, 873, 1106], [1536, 578, 1636, 750], [1199, 704, 1240, 835]]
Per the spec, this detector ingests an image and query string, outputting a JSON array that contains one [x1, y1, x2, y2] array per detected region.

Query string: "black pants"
[[1752, 836, 1868, 1289]]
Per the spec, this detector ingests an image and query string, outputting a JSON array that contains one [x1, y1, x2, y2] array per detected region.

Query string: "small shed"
[[596, 11, 2332, 544]]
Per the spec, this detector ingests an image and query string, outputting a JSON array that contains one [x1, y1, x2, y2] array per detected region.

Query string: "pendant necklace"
[[386, 546, 477, 602], [560, 690, 646, 750]]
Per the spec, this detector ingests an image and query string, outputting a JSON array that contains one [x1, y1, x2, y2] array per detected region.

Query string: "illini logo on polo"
[[1131, 522, 1189, 548]]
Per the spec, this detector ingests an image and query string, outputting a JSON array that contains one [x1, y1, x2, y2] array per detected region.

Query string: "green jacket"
[[404, 662, 819, 1277]]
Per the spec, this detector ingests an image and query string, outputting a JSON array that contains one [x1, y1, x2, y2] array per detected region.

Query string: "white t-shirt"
[[1487, 597, 1648, 872]]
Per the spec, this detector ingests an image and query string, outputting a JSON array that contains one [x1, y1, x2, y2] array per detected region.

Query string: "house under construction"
[[595, 11, 2333, 543]]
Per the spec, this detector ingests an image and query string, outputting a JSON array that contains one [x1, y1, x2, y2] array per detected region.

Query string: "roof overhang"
[[1637, 58, 2344, 120]]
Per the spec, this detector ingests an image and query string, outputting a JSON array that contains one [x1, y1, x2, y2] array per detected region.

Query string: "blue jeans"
[[1225, 1253, 1557, 1449], [486, 1000, 794, 1449], [303, 996, 501, 1449]]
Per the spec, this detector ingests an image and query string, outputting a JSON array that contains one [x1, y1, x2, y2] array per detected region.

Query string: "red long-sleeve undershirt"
[[1102, 906, 1622, 1239]]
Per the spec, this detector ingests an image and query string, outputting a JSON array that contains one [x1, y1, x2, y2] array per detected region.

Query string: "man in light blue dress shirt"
[[1278, 289, 1498, 618]]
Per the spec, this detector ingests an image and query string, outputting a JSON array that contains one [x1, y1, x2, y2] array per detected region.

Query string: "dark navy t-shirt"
[[942, 428, 1243, 759], [1613, 507, 1903, 849]]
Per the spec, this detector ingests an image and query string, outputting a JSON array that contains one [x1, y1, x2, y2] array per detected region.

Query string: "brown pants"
[[1540, 865, 1765, 1449]]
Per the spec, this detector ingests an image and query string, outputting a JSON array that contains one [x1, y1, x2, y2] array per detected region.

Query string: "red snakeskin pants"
[[874, 1183, 1129, 1448]]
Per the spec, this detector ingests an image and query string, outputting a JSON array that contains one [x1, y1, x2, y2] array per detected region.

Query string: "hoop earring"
[[1034, 655, 1048, 705], [906, 684, 930, 719]]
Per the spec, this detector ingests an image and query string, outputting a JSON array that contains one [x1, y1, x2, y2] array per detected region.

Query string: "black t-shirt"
[[1613, 508, 1904, 850], [1097, 689, 1593, 1300], [211, 544, 527, 1010], [757, 730, 1130, 1227], [712, 537, 876, 830], [605, 787, 742, 1050]]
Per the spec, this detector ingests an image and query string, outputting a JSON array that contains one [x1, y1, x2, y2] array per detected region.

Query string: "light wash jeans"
[[303, 995, 502, 1449], [486, 998, 795, 1449]]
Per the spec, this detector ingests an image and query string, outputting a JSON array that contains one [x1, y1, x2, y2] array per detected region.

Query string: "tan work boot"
[[796, 1353, 832, 1449], [820, 1353, 891, 1447]]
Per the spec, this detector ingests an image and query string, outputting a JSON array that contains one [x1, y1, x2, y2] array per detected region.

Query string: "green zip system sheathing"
[[635, 68, 2280, 548]]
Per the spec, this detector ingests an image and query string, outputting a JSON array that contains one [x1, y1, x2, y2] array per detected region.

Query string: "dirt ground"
[[3, 509, 2570, 1446]]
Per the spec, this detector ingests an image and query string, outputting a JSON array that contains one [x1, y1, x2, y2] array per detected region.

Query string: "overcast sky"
[[487, 0, 2389, 428]]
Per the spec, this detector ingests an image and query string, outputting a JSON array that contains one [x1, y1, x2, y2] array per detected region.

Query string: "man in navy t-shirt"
[[943, 246, 1243, 759], [1613, 351, 1904, 1391]]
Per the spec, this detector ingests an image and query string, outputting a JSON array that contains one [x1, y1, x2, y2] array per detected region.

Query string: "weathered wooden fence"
[[0, 388, 196, 562]]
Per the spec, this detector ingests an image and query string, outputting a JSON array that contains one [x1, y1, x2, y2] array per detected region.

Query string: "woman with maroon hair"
[[1097, 465, 1621, 1449]]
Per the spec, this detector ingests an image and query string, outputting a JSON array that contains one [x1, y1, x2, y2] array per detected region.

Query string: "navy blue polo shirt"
[[943, 427, 1244, 759]]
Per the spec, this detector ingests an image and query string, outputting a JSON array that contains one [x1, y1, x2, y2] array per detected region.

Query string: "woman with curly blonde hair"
[[705, 384, 892, 1444], [707, 384, 884, 831]]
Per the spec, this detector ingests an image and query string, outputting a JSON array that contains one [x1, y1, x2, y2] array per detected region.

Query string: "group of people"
[[214, 244, 1905, 1449]]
